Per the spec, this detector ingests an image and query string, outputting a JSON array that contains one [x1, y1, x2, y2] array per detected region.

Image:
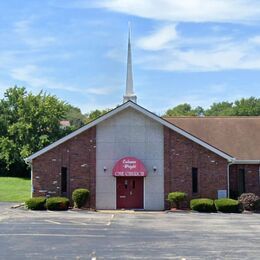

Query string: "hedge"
[[214, 198, 240, 213], [167, 192, 187, 209], [25, 197, 46, 210], [46, 197, 70, 211], [190, 198, 216, 212], [72, 188, 90, 208]]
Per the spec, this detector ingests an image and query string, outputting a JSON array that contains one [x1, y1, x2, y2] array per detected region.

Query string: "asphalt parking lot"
[[0, 203, 260, 259]]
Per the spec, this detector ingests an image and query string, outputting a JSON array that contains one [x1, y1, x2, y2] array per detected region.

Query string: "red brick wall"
[[32, 127, 96, 208], [164, 126, 228, 207], [230, 164, 260, 198]]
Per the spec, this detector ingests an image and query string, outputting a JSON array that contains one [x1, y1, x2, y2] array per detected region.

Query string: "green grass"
[[0, 177, 31, 202]]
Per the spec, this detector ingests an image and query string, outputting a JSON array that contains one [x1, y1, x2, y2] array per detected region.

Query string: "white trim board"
[[25, 101, 234, 162]]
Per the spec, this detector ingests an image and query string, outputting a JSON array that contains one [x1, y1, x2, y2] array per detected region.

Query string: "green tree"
[[233, 97, 260, 116], [165, 103, 204, 116], [85, 108, 111, 122], [0, 86, 69, 177], [64, 104, 86, 128], [205, 101, 234, 116]]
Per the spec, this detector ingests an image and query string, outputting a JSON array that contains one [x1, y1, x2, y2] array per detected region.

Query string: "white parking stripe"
[[0, 233, 106, 237], [45, 220, 61, 225]]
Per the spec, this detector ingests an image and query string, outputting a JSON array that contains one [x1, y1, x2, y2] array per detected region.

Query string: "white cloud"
[[95, 0, 260, 24], [137, 25, 178, 51], [13, 19, 56, 48], [249, 35, 260, 44], [10, 65, 116, 95], [134, 33, 260, 72]]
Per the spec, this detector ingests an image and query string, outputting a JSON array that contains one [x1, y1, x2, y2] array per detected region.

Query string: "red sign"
[[113, 157, 147, 177]]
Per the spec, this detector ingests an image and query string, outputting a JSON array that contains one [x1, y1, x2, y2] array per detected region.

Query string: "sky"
[[1, 0, 260, 114]]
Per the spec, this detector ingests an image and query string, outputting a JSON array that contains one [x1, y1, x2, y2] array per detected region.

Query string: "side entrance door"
[[116, 177, 144, 209]]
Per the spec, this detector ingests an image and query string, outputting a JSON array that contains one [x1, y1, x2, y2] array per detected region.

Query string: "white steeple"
[[123, 23, 137, 103]]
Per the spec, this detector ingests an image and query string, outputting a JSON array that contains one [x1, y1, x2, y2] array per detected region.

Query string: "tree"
[[85, 108, 111, 122], [165, 103, 204, 116], [205, 101, 234, 116], [0, 86, 69, 177], [64, 104, 86, 128], [233, 97, 260, 116]]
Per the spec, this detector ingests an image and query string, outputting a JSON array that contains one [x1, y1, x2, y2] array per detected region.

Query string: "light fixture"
[[153, 166, 157, 172], [103, 166, 107, 172]]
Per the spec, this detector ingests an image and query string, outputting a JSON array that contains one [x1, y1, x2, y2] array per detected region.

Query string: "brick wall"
[[230, 164, 260, 198], [164, 126, 228, 208], [32, 127, 96, 208]]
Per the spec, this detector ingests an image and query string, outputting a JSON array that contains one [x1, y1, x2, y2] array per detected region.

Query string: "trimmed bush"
[[25, 197, 46, 210], [72, 188, 90, 208], [238, 193, 259, 211], [46, 197, 69, 211], [167, 192, 187, 209], [190, 198, 216, 212], [214, 198, 240, 213]]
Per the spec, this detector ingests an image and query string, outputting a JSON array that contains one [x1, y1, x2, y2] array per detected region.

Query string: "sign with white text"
[[113, 157, 147, 177]]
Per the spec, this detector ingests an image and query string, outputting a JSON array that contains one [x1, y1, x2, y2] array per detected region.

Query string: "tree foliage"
[[85, 108, 111, 123], [165, 97, 260, 117], [165, 103, 204, 116], [0, 86, 69, 177], [65, 104, 86, 128]]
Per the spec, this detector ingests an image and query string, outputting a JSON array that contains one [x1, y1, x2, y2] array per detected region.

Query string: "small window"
[[61, 167, 67, 193], [238, 168, 245, 195], [192, 167, 198, 193]]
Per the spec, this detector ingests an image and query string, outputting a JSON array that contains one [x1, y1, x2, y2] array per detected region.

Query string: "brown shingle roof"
[[164, 116, 260, 160]]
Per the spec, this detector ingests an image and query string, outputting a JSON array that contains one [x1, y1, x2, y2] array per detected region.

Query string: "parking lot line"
[[44, 220, 61, 225], [0, 233, 106, 238]]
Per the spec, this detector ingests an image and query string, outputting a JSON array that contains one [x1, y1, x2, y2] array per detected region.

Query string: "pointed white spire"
[[123, 22, 137, 103]]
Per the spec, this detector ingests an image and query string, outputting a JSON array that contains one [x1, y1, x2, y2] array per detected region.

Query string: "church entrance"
[[113, 156, 147, 209], [116, 177, 143, 209]]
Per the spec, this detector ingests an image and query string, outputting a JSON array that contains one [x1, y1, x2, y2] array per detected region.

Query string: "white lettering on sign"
[[122, 159, 137, 170], [114, 171, 145, 177], [113, 157, 147, 177]]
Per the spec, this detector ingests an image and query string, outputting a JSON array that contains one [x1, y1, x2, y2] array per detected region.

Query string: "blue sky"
[[1, 0, 260, 114]]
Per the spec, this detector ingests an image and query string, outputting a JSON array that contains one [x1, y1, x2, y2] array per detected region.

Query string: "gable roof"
[[164, 116, 260, 161], [25, 101, 234, 163]]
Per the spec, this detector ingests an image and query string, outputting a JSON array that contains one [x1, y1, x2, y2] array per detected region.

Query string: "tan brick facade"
[[32, 127, 96, 208], [164, 126, 228, 207]]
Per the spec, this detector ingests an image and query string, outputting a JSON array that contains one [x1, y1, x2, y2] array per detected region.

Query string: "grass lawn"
[[0, 177, 31, 202]]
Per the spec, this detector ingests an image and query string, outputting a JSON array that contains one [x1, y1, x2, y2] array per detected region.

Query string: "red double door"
[[116, 177, 144, 209]]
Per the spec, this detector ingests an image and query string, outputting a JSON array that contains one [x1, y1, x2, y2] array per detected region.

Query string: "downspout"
[[227, 161, 234, 198], [25, 158, 33, 198], [259, 165, 260, 185]]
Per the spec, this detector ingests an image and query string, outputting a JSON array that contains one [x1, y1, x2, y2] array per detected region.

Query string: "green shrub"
[[72, 188, 90, 208], [238, 193, 259, 211], [167, 192, 187, 209], [46, 197, 69, 211], [25, 197, 46, 210], [190, 198, 216, 212], [214, 198, 240, 213]]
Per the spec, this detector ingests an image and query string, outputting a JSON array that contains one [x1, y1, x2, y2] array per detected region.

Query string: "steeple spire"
[[123, 22, 137, 103]]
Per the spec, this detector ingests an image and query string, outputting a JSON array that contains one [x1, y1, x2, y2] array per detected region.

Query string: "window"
[[192, 167, 198, 193], [61, 167, 67, 193], [238, 168, 245, 195]]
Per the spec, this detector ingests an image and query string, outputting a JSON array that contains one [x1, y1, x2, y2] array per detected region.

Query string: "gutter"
[[231, 160, 260, 164]]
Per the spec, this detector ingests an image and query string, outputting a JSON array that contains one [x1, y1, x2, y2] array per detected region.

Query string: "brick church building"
[[26, 30, 260, 210]]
